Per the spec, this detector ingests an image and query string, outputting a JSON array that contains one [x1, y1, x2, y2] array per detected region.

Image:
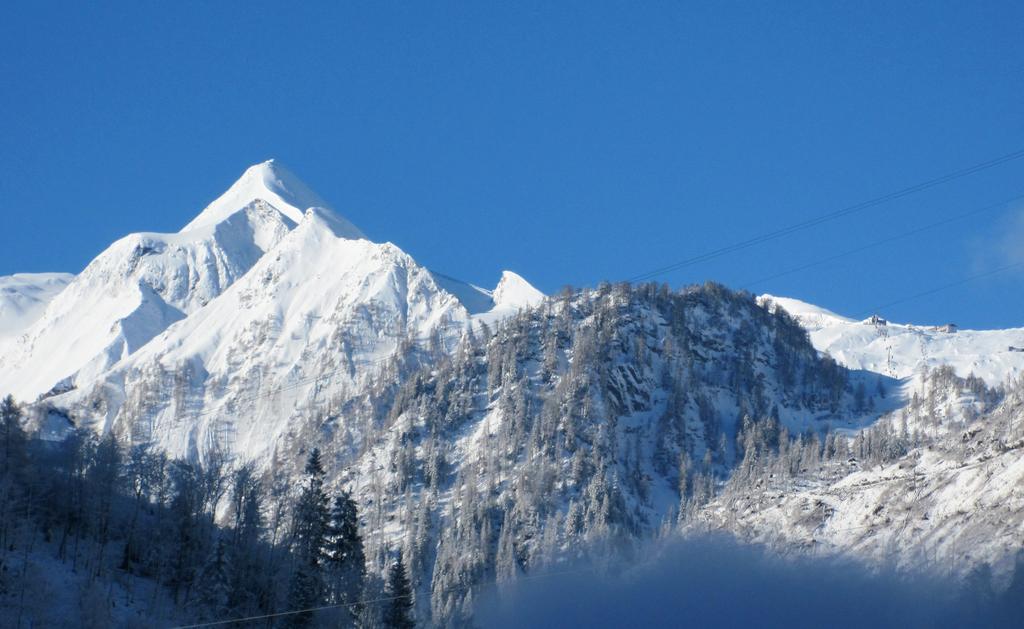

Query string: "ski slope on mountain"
[[0, 273, 73, 339], [761, 295, 1024, 387]]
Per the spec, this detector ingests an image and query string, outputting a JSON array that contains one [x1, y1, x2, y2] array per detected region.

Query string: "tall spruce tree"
[[0, 394, 26, 477], [384, 555, 415, 629], [284, 449, 331, 627], [197, 537, 230, 620], [226, 464, 264, 616], [326, 490, 366, 623]]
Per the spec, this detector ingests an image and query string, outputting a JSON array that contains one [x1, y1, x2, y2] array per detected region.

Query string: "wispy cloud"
[[970, 201, 1024, 273]]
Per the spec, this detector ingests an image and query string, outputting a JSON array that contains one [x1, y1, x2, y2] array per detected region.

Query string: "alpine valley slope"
[[23, 161, 543, 463], [333, 288, 1024, 624]]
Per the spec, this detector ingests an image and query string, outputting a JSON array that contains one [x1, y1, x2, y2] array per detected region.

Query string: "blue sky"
[[2, 2, 1023, 328]]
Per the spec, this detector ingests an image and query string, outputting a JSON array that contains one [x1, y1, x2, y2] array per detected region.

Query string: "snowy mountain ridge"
[[760, 294, 1024, 387], [62, 208, 525, 461], [2, 161, 543, 468], [0, 199, 299, 399]]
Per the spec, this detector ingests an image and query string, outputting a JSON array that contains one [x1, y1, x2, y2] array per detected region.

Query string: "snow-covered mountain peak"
[[180, 160, 365, 240], [3, 159, 547, 405], [492, 270, 545, 309], [0, 199, 302, 401]]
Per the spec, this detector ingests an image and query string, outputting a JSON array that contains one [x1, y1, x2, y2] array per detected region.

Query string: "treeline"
[[0, 395, 413, 628]]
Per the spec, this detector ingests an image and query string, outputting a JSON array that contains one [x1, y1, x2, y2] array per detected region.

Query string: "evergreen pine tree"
[[197, 537, 230, 620], [0, 394, 26, 476], [384, 555, 415, 629], [326, 490, 366, 624], [284, 449, 331, 627]]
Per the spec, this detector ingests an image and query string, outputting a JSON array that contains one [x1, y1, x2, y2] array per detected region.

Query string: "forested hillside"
[[299, 282, 883, 624], [3, 282, 1023, 627]]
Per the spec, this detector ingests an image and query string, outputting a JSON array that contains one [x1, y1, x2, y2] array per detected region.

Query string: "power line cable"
[[168, 598, 407, 629], [739, 192, 1024, 291], [854, 261, 1024, 319], [169, 564, 598, 629], [626, 147, 1024, 283]]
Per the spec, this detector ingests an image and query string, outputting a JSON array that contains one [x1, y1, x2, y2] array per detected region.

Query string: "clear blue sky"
[[2, 2, 1023, 328]]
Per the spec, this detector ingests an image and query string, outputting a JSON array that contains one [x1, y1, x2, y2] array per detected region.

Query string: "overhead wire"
[[854, 261, 1024, 320], [738, 192, 1024, 291], [169, 563, 599, 629], [626, 147, 1024, 283]]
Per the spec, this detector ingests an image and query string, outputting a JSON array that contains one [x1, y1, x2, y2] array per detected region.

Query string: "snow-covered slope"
[[693, 367, 1024, 583], [430, 269, 546, 324], [490, 270, 545, 311], [760, 295, 1024, 387], [0, 199, 298, 400], [0, 273, 73, 339], [323, 284, 888, 624]]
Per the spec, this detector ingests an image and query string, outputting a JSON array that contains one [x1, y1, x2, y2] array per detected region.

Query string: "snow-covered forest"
[[1, 394, 413, 627], [3, 281, 1023, 627]]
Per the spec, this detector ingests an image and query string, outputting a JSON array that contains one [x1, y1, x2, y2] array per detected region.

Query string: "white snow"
[[0, 272, 73, 339], [428, 269, 546, 320], [0, 200, 297, 400], [428, 271, 495, 315], [761, 294, 1024, 387], [181, 159, 363, 240], [696, 416, 1024, 581], [492, 270, 545, 310], [759, 295, 855, 328]]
